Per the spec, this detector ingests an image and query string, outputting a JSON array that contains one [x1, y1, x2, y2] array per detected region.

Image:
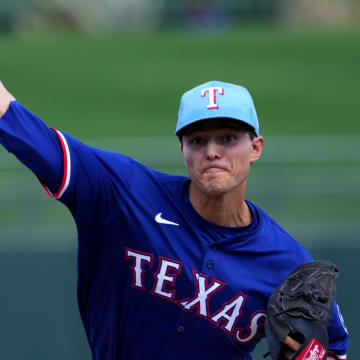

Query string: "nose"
[[206, 140, 221, 160]]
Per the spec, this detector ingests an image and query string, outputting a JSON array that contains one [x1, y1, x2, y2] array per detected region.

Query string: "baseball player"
[[0, 80, 348, 359]]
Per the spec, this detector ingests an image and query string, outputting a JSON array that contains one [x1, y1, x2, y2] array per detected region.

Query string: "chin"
[[201, 181, 231, 196]]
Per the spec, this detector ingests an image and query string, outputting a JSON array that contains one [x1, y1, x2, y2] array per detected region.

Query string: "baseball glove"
[[265, 260, 339, 360]]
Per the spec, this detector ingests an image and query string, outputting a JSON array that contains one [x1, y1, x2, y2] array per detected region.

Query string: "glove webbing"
[[276, 290, 334, 327]]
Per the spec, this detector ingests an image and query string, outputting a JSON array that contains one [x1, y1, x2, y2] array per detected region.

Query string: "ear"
[[180, 142, 184, 153], [250, 136, 264, 163]]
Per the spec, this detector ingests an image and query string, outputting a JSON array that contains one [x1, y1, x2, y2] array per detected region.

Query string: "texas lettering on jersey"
[[125, 247, 267, 344]]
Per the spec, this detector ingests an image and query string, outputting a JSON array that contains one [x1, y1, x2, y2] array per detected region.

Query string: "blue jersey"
[[0, 102, 349, 360]]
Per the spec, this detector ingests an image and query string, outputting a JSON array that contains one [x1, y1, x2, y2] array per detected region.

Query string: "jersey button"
[[177, 325, 185, 333], [206, 260, 214, 269], [210, 244, 218, 251]]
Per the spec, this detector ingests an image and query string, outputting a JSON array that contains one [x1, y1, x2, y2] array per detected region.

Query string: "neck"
[[189, 183, 252, 227]]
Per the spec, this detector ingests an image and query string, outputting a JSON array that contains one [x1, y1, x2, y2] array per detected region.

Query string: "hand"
[[0, 81, 16, 117], [282, 336, 301, 359]]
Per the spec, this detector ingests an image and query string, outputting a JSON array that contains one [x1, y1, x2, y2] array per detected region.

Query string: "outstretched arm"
[[0, 82, 129, 209], [0, 80, 64, 194], [0, 81, 16, 117]]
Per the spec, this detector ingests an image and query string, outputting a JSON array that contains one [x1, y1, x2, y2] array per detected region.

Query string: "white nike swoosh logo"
[[155, 213, 179, 226]]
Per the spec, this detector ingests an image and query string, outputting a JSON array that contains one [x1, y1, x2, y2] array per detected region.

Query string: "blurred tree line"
[[1, 0, 359, 33]]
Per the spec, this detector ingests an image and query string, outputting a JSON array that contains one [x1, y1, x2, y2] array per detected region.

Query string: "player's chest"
[[120, 236, 268, 347], [101, 196, 270, 344], [108, 198, 270, 302], [111, 218, 266, 338]]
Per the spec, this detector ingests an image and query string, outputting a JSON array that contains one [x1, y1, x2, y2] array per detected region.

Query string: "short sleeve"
[[55, 133, 134, 225], [327, 302, 349, 359], [0, 101, 134, 228]]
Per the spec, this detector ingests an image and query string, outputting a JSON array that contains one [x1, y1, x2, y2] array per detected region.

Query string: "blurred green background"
[[0, 0, 359, 359]]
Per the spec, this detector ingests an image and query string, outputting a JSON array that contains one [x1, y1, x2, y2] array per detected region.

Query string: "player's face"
[[181, 119, 264, 197]]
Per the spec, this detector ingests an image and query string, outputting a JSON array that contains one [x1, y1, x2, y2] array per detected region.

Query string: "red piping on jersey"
[[38, 127, 69, 199]]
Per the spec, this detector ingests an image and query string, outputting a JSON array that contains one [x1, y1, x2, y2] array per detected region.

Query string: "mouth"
[[202, 166, 228, 174]]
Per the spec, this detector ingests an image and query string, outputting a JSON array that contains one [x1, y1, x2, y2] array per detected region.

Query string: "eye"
[[220, 134, 236, 143], [190, 136, 207, 146]]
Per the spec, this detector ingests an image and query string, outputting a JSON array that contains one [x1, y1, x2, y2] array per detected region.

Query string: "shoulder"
[[251, 201, 306, 242], [88, 147, 189, 193], [60, 132, 189, 188], [249, 200, 312, 261], [131, 160, 189, 192], [60, 133, 139, 172], [250, 202, 314, 290]]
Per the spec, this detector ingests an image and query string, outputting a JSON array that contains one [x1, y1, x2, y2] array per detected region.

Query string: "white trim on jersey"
[[328, 352, 347, 360], [39, 128, 71, 200]]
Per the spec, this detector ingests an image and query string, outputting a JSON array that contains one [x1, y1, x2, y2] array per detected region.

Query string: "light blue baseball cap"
[[176, 80, 259, 136]]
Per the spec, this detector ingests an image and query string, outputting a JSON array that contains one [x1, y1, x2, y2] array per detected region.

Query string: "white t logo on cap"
[[201, 87, 224, 110]]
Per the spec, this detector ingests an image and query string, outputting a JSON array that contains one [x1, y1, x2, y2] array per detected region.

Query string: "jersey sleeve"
[[0, 101, 64, 194], [0, 101, 133, 224], [327, 302, 349, 359]]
